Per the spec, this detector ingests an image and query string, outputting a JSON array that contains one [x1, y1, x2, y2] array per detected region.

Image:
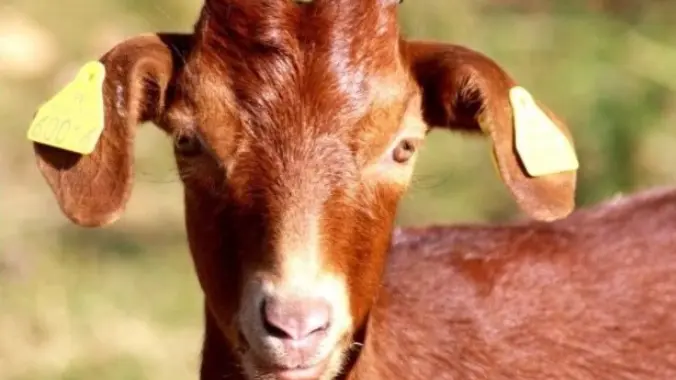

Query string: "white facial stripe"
[[238, 200, 354, 371], [274, 207, 323, 291], [272, 207, 353, 346]]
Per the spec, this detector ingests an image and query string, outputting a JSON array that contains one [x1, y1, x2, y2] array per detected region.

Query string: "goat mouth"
[[241, 347, 333, 380], [237, 333, 332, 380], [263, 360, 330, 380], [237, 327, 346, 380]]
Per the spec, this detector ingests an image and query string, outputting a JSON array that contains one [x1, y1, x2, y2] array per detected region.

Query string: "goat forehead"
[[187, 51, 409, 167], [191, 0, 404, 124], [191, 46, 404, 121], [183, 0, 410, 173], [243, 131, 357, 194], [201, 0, 399, 44]]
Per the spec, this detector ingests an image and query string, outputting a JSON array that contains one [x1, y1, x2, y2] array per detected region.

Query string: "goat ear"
[[404, 40, 578, 221], [31, 33, 193, 227]]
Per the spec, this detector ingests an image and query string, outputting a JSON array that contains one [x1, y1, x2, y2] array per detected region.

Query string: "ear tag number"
[[27, 61, 106, 155], [510, 86, 579, 177]]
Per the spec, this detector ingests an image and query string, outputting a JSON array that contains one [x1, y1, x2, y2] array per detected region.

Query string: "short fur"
[[37, 1, 675, 380], [354, 186, 676, 379]]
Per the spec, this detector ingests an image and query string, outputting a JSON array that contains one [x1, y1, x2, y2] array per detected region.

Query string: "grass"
[[0, 224, 202, 380]]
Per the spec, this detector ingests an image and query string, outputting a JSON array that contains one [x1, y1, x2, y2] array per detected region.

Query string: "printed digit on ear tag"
[[510, 86, 579, 177], [27, 61, 106, 155]]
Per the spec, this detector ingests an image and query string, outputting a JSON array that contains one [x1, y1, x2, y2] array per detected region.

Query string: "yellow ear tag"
[[509, 86, 579, 177], [27, 61, 106, 155]]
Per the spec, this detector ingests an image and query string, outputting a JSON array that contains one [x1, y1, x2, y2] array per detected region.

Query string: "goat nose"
[[261, 297, 331, 341]]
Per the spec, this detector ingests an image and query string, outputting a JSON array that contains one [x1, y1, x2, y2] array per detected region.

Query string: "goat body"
[[355, 186, 676, 379]]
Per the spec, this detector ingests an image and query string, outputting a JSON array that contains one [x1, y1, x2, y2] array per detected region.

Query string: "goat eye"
[[174, 133, 202, 156], [392, 138, 416, 164]]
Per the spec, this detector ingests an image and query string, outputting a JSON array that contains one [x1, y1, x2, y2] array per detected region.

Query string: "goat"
[[31, 0, 676, 379]]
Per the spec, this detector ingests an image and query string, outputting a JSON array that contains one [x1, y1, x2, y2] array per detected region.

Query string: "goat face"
[[32, 1, 577, 379], [170, 2, 422, 378]]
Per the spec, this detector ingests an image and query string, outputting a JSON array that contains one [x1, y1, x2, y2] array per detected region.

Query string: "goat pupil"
[[175, 135, 200, 156], [393, 139, 415, 163]]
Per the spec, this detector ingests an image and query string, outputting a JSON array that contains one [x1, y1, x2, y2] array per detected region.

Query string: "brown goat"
[[33, 0, 676, 379]]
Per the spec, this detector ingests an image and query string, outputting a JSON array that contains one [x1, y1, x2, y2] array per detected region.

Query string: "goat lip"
[[265, 360, 330, 380]]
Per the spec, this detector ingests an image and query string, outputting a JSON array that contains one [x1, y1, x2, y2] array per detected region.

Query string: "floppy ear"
[[404, 40, 578, 221], [32, 33, 193, 227]]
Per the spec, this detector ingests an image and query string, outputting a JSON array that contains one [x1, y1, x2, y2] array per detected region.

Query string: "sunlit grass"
[[0, 225, 202, 380]]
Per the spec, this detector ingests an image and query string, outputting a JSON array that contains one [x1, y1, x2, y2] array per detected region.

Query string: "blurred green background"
[[1, 0, 675, 379]]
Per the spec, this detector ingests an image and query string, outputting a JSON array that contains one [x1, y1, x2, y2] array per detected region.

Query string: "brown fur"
[[29, 1, 645, 379], [354, 186, 676, 379]]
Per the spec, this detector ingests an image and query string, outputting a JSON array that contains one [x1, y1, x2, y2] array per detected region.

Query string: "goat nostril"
[[261, 301, 293, 339], [261, 297, 331, 341], [309, 321, 329, 334]]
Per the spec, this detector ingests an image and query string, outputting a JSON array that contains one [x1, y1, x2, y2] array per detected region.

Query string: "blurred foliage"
[[1, 0, 676, 379]]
